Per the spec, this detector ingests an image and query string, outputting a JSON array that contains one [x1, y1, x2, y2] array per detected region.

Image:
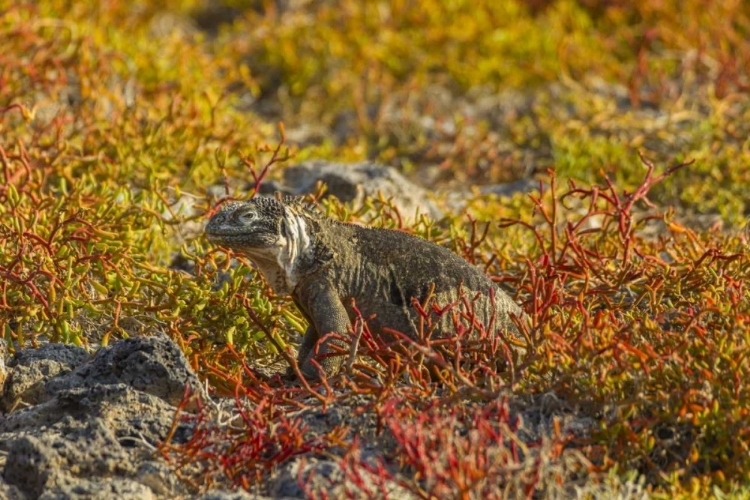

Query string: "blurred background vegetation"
[[4, 0, 750, 212]]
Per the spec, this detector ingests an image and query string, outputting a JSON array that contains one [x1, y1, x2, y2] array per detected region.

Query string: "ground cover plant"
[[2, 0, 750, 498]]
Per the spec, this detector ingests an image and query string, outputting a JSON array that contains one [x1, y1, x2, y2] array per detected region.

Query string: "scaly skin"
[[205, 197, 524, 380]]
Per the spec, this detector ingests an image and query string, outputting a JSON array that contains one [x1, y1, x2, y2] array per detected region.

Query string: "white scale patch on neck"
[[277, 207, 312, 289], [253, 207, 313, 294]]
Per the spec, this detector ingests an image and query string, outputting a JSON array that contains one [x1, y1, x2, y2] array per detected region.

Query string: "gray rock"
[[0, 383, 188, 446], [37, 478, 156, 500], [7, 343, 90, 369], [44, 333, 204, 407], [258, 160, 443, 221], [136, 460, 188, 497], [0, 476, 27, 500], [1, 343, 90, 411], [4, 419, 133, 498], [0, 335, 203, 499]]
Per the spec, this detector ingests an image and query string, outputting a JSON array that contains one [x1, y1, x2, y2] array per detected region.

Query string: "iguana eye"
[[237, 209, 257, 223]]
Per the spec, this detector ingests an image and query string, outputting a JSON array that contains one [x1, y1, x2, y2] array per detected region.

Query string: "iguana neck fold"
[[254, 206, 320, 294]]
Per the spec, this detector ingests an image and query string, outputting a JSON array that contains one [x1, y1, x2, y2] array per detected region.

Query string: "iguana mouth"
[[206, 232, 275, 251], [206, 230, 252, 239], [206, 230, 248, 241]]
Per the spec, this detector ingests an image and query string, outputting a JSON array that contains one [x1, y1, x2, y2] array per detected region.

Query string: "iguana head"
[[205, 197, 316, 293]]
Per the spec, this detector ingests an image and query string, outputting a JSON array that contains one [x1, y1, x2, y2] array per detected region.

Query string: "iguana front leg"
[[295, 325, 319, 370], [294, 285, 351, 380]]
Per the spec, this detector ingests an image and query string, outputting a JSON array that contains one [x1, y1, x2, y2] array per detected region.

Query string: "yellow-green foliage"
[[0, 3, 284, 373]]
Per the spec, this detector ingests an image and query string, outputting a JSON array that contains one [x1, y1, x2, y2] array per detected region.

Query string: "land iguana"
[[205, 197, 525, 380]]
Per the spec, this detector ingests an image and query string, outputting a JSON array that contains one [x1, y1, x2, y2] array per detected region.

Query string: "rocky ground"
[[0, 332, 610, 499], [0, 335, 199, 499]]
